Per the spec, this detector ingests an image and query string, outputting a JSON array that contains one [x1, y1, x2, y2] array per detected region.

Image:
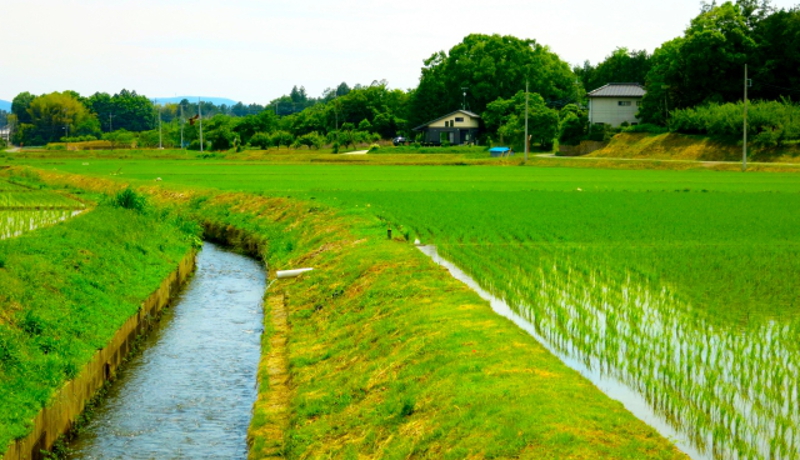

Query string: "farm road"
[[533, 153, 800, 168]]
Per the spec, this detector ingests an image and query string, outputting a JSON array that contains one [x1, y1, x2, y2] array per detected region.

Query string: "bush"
[[558, 113, 586, 146], [669, 100, 800, 145], [623, 123, 669, 134], [250, 132, 271, 149], [369, 144, 380, 152], [113, 187, 147, 212]]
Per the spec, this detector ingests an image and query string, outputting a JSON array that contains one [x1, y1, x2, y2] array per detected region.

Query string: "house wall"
[[429, 116, 480, 129], [589, 98, 641, 126], [422, 128, 480, 145]]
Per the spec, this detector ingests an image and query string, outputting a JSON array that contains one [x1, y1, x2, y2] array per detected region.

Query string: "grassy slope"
[[32, 169, 687, 459], [589, 132, 800, 163], [0, 178, 196, 453]]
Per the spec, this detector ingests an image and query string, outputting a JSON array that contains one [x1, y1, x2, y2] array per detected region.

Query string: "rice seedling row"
[[0, 191, 86, 210], [330, 190, 800, 460]]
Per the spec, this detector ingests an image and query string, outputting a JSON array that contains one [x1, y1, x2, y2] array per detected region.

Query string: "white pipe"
[[276, 268, 314, 279]]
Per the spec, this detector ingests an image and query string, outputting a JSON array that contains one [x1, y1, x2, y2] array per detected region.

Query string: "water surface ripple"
[[67, 242, 265, 460]]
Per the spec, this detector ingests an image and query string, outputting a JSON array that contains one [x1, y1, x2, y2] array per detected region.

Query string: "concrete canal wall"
[[2, 250, 197, 460]]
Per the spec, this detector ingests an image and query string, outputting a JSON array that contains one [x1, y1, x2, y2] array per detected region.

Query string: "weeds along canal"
[[65, 242, 265, 460]]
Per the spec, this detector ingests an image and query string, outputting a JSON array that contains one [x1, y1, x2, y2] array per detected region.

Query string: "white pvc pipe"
[[276, 268, 314, 279]]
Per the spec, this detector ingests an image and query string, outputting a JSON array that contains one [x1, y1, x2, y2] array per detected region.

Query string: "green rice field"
[[9, 157, 800, 459], [0, 180, 88, 239]]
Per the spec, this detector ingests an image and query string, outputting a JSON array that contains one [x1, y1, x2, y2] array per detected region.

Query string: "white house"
[[587, 83, 645, 127]]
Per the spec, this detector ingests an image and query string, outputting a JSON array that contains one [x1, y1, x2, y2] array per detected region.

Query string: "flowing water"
[[66, 242, 265, 460]]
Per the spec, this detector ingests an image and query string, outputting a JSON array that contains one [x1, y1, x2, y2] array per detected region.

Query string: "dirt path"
[[533, 153, 800, 167], [248, 293, 291, 459], [342, 150, 369, 155]]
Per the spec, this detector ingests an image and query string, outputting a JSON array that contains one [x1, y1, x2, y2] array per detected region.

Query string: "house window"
[[636, 101, 642, 106], [618, 101, 632, 106], [455, 117, 464, 122]]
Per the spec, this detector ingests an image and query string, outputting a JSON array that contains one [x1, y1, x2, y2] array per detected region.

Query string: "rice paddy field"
[[0, 179, 87, 240], [7, 156, 800, 459]]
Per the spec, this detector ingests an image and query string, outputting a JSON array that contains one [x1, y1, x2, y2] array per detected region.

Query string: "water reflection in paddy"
[[420, 245, 799, 460]]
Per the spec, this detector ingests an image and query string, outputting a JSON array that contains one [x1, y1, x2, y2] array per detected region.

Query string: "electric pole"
[[743, 64, 748, 172], [524, 79, 529, 162], [198, 98, 204, 152], [157, 100, 163, 149], [180, 104, 185, 150]]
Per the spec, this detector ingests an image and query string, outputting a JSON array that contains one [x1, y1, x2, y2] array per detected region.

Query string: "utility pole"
[[198, 98, 204, 152], [157, 100, 163, 149], [743, 64, 749, 172], [180, 104, 185, 150], [524, 79, 529, 162]]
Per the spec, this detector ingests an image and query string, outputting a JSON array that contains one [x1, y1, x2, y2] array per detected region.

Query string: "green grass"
[[11, 154, 800, 458], [0, 192, 198, 453]]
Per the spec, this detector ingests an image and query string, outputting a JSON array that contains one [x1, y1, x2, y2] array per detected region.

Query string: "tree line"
[[4, 0, 799, 150]]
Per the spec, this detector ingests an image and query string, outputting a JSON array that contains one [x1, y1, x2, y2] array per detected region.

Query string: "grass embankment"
[[33, 168, 686, 459], [589, 132, 800, 163], [0, 176, 199, 455]]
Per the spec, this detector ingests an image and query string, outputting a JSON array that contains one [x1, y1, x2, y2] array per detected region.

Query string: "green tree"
[[484, 91, 559, 151], [11, 92, 35, 125], [408, 34, 579, 129], [581, 48, 652, 92], [751, 7, 800, 100], [109, 89, 156, 132], [24, 91, 100, 143], [640, 1, 762, 123]]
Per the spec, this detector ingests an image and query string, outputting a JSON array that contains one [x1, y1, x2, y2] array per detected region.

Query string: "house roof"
[[587, 83, 645, 98], [413, 109, 481, 131]]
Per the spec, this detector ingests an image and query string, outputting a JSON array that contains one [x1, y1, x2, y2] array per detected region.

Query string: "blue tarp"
[[489, 146, 513, 157]]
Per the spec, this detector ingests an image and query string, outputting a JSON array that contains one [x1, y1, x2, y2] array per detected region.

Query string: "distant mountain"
[[153, 96, 240, 106], [0, 100, 11, 112]]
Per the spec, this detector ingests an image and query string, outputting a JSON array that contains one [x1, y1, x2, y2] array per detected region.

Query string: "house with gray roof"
[[413, 109, 481, 145], [587, 83, 645, 127]]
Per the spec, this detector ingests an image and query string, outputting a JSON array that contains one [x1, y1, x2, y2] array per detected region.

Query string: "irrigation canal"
[[66, 242, 265, 459]]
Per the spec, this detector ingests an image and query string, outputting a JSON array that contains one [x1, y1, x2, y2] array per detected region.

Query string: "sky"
[[1, 0, 798, 105]]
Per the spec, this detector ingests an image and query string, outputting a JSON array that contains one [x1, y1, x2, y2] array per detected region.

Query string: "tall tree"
[[24, 91, 99, 143], [640, 1, 766, 123], [751, 7, 800, 100], [582, 48, 652, 91], [408, 34, 579, 128]]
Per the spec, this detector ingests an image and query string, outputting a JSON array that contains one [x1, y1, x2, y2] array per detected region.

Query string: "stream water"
[[66, 242, 265, 460]]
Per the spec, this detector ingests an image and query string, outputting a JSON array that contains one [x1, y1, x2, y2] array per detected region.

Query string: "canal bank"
[[0, 186, 200, 459]]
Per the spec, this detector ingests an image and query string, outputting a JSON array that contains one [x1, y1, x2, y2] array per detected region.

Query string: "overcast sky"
[[1, 0, 797, 104]]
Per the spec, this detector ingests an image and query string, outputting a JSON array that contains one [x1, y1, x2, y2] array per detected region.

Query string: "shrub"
[[113, 187, 147, 212], [369, 144, 380, 152], [558, 113, 586, 146], [250, 132, 271, 149], [669, 100, 800, 146]]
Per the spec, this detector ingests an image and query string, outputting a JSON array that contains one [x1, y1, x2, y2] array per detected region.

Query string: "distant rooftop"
[[587, 83, 645, 98]]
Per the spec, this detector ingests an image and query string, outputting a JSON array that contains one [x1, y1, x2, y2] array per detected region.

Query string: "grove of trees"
[[4, 1, 800, 151]]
